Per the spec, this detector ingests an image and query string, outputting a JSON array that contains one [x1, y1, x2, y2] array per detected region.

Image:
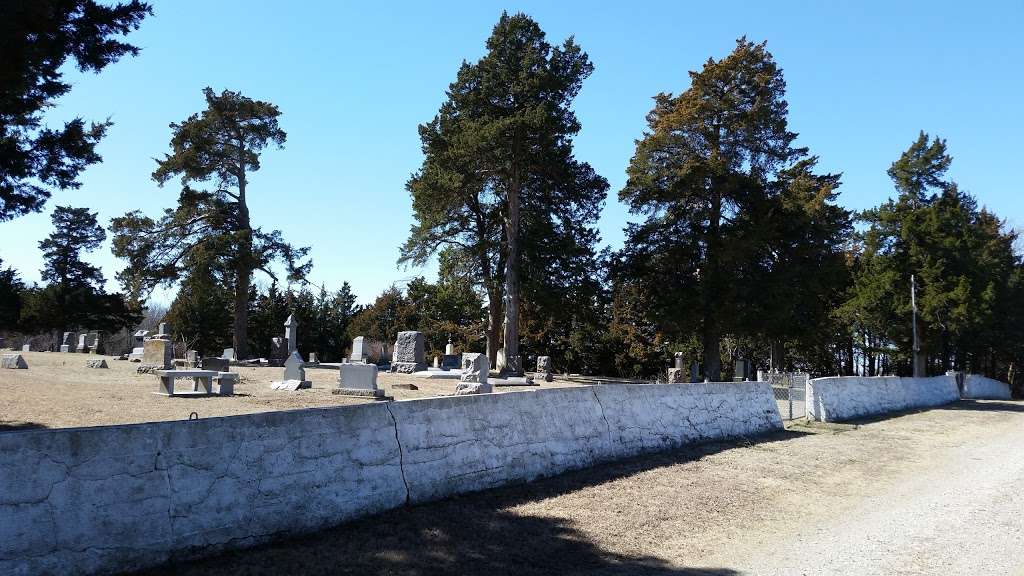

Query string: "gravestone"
[[350, 336, 370, 362], [441, 354, 460, 370], [269, 337, 288, 367], [308, 352, 318, 364], [690, 362, 701, 383], [734, 359, 750, 382], [76, 333, 89, 353], [185, 350, 198, 368], [201, 357, 230, 372], [335, 363, 383, 398], [391, 331, 426, 374], [85, 359, 108, 369], [2, 353, 28, 369], [133, 330, 148, 346], [271, 351, 311, 390], [535, 355, 553, 382], [222, 348, 236, 361], [154, 322, 169, 339], [21, 344, 30, 352], [142, 339, 172, 370], [86, 332, 101, 354], [445, 337, 455, 356], [61, 332, 75, 353], [666, 367, 685, 383], [457, 352, 491, 393], [674, 352, 685, 370], [284, 314, 298, 354], [433, 355, 440, 368]]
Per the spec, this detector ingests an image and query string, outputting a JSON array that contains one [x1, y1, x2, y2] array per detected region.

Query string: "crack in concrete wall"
[[1, 382, 782, 576], [384, 401, 411, 505]]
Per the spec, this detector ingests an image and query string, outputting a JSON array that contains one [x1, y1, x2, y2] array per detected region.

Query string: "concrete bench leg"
[[158, 376, 174, 395], [197, 376, 213, 394]]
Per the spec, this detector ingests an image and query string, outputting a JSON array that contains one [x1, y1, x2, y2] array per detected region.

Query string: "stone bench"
[[154, 369, 235, 397]]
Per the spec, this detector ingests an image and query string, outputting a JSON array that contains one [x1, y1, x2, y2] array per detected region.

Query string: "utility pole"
[[911, 274, 922, 377]]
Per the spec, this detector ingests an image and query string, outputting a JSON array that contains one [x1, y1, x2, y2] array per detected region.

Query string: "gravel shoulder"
[[128, 400, 1024, 576]]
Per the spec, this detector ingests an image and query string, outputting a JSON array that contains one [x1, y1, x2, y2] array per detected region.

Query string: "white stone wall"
[[1, 382, 782, 576], [806, 375, 960, 422], [962, 374, 1012, 400], [0, 405, 406, 576]]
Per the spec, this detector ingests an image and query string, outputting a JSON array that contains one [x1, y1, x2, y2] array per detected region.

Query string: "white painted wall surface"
[[962, 374, 1012, 400], [806, 375, 960, 422], [1, 382, 782, 576]]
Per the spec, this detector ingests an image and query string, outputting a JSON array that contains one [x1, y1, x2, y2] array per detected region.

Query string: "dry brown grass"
[[0, 350, 584, 430]]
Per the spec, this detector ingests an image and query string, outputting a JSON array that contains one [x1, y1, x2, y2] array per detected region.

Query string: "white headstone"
[[350, 336, 369, 362], [460, 352, 489, 386], [271, 351, 311, 390], [284, 314, 298, 354], [336, 363, 383, 397]]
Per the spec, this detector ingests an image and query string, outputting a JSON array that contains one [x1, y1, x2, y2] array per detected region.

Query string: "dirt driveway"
[[129, 400, 1024, 576]]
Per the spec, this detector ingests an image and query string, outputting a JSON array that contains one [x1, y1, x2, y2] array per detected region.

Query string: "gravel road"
[[135, 400, 1024, 576]]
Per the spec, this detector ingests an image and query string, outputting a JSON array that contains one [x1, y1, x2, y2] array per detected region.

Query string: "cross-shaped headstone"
[[284, 314, 298, 354]]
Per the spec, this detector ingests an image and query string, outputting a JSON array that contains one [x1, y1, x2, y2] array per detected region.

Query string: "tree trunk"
[[770, 339, 785, 372], [233, 146, 252, 359], [501, 184, 522, 376], [702, 181, 723, 382], [486, 284, 502, 368], [233, 266, 250, 359]]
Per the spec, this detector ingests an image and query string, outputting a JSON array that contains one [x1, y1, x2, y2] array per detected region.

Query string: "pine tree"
[[110, 88, 311, 359], [37, 205, 105, 331], [0, 258, 25, 330], [619, 38, 802, 380], [1, 0, 150, 220], [403, 12, 607, 374]]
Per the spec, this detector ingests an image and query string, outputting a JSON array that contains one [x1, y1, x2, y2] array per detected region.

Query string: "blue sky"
[[2, 0, 1022, 304]]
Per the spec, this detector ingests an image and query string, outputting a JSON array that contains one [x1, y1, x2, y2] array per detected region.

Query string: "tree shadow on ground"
[[0, 420, 48, 433], [133, 431, 809, 576], [840, 399, 1024, 426], [936, 399, 1024, 413]]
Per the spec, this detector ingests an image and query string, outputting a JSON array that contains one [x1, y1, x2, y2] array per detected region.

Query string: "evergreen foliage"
[[0, 0, 150, 220], [110, 88, 311, 359]]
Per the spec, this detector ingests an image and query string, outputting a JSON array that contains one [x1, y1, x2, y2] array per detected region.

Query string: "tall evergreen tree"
[[37, 205, 105, 331], [842, 133, 1021, 376], [619, 38, 803, 380], [403, 12, 607, 374], [110, 88, 311, 359], [0, 0, 150, 220], [0, 258, 25, 330]]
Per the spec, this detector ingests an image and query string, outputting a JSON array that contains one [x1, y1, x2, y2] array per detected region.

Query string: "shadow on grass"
[[132, 431, 810, 576], [0, 421, 48, 433]]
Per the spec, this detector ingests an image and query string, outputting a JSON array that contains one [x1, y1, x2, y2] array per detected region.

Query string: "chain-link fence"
[[767, 372, 808, 420]]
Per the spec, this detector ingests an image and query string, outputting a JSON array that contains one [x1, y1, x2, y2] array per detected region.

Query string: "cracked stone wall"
[[0, 405, 406, 576], [390, 383, 783, 505], [806, 375, 960, 423], [1, 382, 782, 576], [962, 374, 1011, 400]]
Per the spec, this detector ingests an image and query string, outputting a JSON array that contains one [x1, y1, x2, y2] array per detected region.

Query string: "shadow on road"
[[132, 432, 810, 576]]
